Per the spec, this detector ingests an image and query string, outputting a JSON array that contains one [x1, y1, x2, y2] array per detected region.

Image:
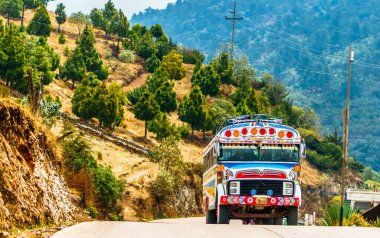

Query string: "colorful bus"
[[202, 115, 306, 225]]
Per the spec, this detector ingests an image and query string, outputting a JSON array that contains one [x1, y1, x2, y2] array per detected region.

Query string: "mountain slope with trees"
[[132, 0, 380, 171]]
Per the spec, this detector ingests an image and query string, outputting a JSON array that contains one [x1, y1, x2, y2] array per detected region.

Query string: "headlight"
[[283, 182, 294, 195], [229, 181, 240, 195]]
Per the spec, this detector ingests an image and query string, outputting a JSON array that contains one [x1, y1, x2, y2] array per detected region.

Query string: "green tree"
[[90, 8, 104, 28], [110, 9, 129, 51], [61, 47, 86, 88], [179, 85, 207, 137], [0, 24, 26, 88], [27, 5, 52, 36], [245, 90, 261, 114], [264, 81, 289, 106], [133, 89, 160, 138], [150, 24, 164, 39], [207, 99, 236, 133], [231, 76, 251, 106], [101, 0, 117, 35], [146, 66, 170, 92], [55, 3, 66, 32], [0, 0, 23, 25], [78, 25, 109, 80], [148, 113, 179, 141], [155, 80, 177, 113], [234, 56, 256, 86], [72, 79, 126, 129], [135, 31, 157, 58], [236, 99, 252, 115], [162, 50, 187, 80], [146, 54, 161, 73], [93, 165, 124, 207], [69, 11, 89, 35], [212, 50, 234, 84], [191, 65, 220, 96]]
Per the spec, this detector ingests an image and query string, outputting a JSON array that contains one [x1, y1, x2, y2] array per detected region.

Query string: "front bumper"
[[220, 196, 300, 206]]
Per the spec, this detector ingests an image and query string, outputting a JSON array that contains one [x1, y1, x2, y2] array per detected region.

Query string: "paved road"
[[52, 217, 379, 238]]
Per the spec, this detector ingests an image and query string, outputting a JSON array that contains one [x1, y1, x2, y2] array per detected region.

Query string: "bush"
[[146, 54, 161, 73], [151, 169, 175, 201], [148, 113, 179, 141], [59, 32, 66, 44], [63, 46, 71, 57], [119, 49, 135, 63], [178, 125, 190, 139], [343, 213, 371, 227], [126, 86, 145, 106], [87, 207, 98, 219], [93, 165, 124, 207], [319, 204, 353, 226], [372, 217, 380, 227], [0, 85, 10, 98]]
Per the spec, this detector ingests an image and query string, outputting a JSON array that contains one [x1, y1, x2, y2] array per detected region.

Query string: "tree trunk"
[[117, 38, 120, 53], [99, 121, 103, 128], [72, 80, 75, 89], [58, 24, 61, 33], [144, 121, 147, 139], [21, 1, 25, 28], [191, 125, 194, 138], [203, 130, 206, 140]]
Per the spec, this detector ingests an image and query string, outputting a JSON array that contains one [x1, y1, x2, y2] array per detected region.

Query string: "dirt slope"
[[0, 99, 74, 230]]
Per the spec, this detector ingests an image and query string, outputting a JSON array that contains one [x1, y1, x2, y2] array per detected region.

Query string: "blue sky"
[[47, 0, 176, 18]]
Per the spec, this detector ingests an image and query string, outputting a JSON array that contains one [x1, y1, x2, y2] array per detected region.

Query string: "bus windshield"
[[219, 145, 300, 162]]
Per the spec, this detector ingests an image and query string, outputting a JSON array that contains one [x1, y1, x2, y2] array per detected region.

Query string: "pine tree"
[[0, 24, 26, 88], [150, 24, 164, 39], [155, 81, 177, 113], [245, 90, 261, 114], [146, 54, 161, 73], [133, 89, 160, 138], [55, 3, 66, 33], [101, 0, 118, 35], [232, 76, 251, 106], [110, 9, 129, 52], [162, 50, 187, 80], [191, 65, 220, 96], [78, 25, 109, 80], [179, 85, 207, 137], [0, 0, 23, 25], [27, 5, 52, 37], [135, 31, 157, 59], [213, 50, 234, 84], [61, 47, 86, 89], [236, 99, 252, 115], [90, 8, 104, 28], [146, 66, 170, 92]]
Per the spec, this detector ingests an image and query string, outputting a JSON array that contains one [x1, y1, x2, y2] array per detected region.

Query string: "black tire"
[[287, 207, 298, 226], [217, 205, 230, 224], [263, 218, 274, 225], [206, 209, 217, 224], [275, 218, 283, 225]]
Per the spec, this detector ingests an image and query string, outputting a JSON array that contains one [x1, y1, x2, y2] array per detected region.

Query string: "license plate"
[[256, 198, 267, 205]]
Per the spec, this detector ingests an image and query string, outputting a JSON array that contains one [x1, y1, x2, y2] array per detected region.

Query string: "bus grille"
[[238, 180, 284, 196]]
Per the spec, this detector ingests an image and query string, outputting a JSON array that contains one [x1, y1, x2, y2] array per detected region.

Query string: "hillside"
[[132, 0, 380, 171], [0, 4, 348, 231], [0, 99, 73, 230]]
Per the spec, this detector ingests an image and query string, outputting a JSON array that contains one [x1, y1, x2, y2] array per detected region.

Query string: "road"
[[52, 217, 380, 238]]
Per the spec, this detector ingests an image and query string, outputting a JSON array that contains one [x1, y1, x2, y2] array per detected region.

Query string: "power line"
[[225, 0, 243, 60]]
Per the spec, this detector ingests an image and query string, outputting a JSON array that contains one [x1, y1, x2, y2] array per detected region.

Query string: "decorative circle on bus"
[[251, 128, 258, 135], [242, 128, 248, 135], [233, 130, 240, 137], [250, 189, 257, 196], [247, 197, 254, 204], [259, 128, 266, 135], [267, 189, 274, 196], [287, 131, 294, 138], [278, 131, 285, 138], [269, 128, 275, 135], [271, 198, 276, 204], [225, 130, 232, 137]]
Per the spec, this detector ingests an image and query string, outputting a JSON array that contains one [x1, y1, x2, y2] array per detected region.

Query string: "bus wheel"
[[263, 218, 274, 225], [275, 218, 283, 225], [287, 207, 298, 226], [206, 209, 217, 224], [217, 205, 230, 224]]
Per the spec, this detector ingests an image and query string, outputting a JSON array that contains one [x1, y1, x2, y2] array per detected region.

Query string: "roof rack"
[[216, 114, 283, 134]]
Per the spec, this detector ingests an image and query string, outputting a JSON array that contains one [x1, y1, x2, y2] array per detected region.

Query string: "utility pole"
[[339, 46, 354, 226], [225, 1, 243, 60]]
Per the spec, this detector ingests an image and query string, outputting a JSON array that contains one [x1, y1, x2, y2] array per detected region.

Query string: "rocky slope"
[[0, 99, 73, 231]]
